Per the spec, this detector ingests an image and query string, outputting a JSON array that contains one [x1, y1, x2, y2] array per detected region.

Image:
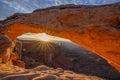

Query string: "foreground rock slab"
[[0, 65, 104, 80]]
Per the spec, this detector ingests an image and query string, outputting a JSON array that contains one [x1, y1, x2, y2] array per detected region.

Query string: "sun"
[[39, 33, 50, 41]]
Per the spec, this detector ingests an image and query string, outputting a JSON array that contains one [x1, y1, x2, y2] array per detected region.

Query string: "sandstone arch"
[[1, 3, 120, 71], [7, 22, 120, 71]]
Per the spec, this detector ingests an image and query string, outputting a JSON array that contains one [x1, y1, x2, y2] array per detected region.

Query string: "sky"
[[0, 0, 120, 20]]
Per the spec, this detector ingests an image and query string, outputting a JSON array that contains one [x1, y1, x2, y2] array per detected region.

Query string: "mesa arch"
[[1, 3, 119, 71], [7, 22, 120, 71]]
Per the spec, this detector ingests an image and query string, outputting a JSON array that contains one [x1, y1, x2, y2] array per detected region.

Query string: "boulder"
[[0, 35, 12, 63]]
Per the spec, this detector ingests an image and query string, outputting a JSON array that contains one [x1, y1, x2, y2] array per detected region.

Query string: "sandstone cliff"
[[1, 3, 120, 71], [0, 2, 120, 80]]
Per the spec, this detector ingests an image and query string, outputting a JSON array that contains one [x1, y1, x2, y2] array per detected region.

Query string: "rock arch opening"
[[1, 3, 120, 79], [7, 22, 120, 71], [12, 32, 120, 79], [2, 22, 119, 79]]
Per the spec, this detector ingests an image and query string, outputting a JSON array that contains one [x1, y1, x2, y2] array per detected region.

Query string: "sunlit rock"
[[0, 2, 120, 80], [12, 32, 120, 79], [1, 3, 119, 71]]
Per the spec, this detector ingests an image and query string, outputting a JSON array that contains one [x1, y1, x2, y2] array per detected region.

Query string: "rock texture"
[[14, 39, 70, 69], [0, 2, 120, 80], [0, 35, 25, 67], [1, 3, 119, 71], [13, 38, 120, 80], [0, 65, 104, 80], [0, 35, 12, 63]]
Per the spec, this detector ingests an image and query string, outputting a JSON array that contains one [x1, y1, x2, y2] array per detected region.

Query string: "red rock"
[[1, 3, 119, 71], [0, 65, 104, 80], [12, 60, 25, 68], [10, 53, 19, 60], [0, 35, 12, 63]]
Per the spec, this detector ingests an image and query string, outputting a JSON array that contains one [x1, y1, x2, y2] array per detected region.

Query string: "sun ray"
[[38, 33, 50, 42]]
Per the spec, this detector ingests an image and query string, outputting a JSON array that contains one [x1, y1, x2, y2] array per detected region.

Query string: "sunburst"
[[39, 33, 50, 42]]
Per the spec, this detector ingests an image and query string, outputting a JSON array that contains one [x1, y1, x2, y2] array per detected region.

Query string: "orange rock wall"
[[7, 22, 120, 71]]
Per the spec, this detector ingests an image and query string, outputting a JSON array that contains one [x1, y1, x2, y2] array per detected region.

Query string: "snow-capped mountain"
[[0, 0, 120, 20]]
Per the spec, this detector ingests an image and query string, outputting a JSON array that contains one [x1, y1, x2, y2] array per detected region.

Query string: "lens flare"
[[39, 33, 50, 41]]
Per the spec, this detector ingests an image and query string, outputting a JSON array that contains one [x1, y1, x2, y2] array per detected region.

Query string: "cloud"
[[0, 0, 120, 20], [2, 0, 31, 12]]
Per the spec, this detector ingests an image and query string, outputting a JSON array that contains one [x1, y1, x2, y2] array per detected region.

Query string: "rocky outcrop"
[[0, 1, 120, 74], [11, 53, 25, 68], [0, 35, 12, 63], [0, 35, 25, 68], [0, 65, 104, 80]]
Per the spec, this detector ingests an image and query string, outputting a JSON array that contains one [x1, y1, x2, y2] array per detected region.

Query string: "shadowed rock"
[[14, 39, 70, 69], [0, 35, 12, 63], [0, 65, 104, 80], [13, 35, 120, 80], [0, 2, 120, 80], [0, 35, 25, 67]]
